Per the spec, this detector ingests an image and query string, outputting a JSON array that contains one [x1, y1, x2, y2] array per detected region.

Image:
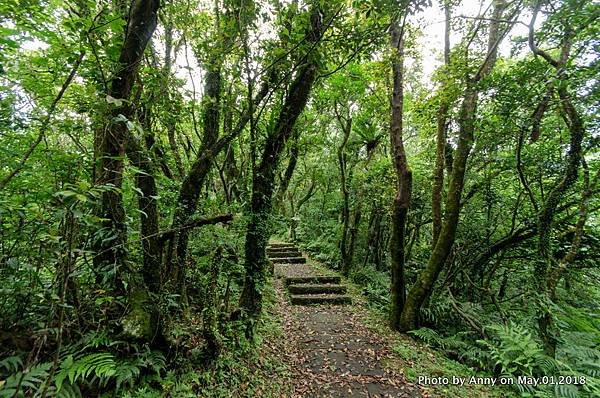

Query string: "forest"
[[0, 0, 598, 396]]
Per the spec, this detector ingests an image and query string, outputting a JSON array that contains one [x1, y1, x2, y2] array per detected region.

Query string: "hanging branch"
[[158, 213, 233, 242], [446, 287, 487, 338]]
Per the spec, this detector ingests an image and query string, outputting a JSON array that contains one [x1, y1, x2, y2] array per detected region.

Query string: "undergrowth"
[[0, 281, 290, 398]]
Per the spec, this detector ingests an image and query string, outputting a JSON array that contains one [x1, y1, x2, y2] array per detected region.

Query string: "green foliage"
[[478, 323, 552, 377], [0, 348, 166, 397], [349, 266, 390, 311], [1, 0, 599, 396], [409, 327, 445, 347], [55, 353, 118, 390], [0, 362, 51, 398]]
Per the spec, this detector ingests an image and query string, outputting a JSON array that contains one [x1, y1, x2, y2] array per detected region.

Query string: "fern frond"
[[0, 362, 51, 398], [554, 383, 580, 398], [409, 327, 445, 348], [0, 356, 23, 374], [114, 362, 140, 391], [579, 361, 600, 377], [54, 352, 116, 391], [41, 381, 82, 398]]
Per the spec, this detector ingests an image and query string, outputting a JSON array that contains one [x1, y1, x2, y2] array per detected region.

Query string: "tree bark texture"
[[431, 1, 451, 247], [528, 17, 584, 357], [389, 19, 412, 330], [337, 115, 352, 276], [94, 0, 160, 288]]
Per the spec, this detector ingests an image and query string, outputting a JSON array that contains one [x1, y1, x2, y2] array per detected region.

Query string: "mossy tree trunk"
[[399, 0, 508, 331], [171, 62, 221, 302], [336, 108, 352, 276], [125, 133, 162, 294], [94, 0, 160, 292], [528, 7, 585, 357], [274, 130, 299, 211], [389, 16, 412, 331], [239, 5, 324, 323]]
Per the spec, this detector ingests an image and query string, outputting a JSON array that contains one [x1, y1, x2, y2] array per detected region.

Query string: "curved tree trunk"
[[399, 0, 508, 331], [239, 5, 324, 324]]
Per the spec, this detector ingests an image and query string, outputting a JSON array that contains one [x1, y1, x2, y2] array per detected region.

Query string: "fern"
[[478, 322, 547, 376], [40, 381, 82, 398], [409, 327, 446, 348], [114, 361, 141, 391], [535, 356, 560, 374], [52, 349, 166, 394], [0, 362, 51, 398], [54, 353, 116, 392], [0, 356, 23, 374], [555, 384, 580, 398], [459, 346, 491, 369], [136, 350, 166, 374], [579, 361, 600, 377], [420, 300, 453, 325]]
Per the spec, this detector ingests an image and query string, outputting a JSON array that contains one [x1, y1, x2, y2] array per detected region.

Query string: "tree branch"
[[159, 214, 233, 242]]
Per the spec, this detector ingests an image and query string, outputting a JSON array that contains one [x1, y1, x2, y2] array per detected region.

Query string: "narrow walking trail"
[[269, 241, 424, 398]]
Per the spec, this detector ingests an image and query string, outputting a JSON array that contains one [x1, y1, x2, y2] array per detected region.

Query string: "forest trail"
[[270, 242, 424, 398]]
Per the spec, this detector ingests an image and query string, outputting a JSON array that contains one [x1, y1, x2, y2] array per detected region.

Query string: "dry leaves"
[[270, 275, 424, 398]]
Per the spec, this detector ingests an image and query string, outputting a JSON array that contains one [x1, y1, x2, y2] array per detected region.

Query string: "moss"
[[121, 288, 155, 341]]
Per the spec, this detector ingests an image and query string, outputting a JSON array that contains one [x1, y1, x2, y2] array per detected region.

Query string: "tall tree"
[[528, 1, 586, 357], [431, 0, 452, 247], [335, 103, 354, 276], [94, 0, 160, 291], [388, 11, 412, 330], [399, 0, 510, 331], [239, 3, 326, 323]]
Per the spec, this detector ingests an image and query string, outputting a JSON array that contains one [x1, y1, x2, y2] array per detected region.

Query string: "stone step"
[[290, 294, 351, 305], [268, 251, 301, 258], [266, 249, 302, 257], [271, 256, 306, 264], [268, 243, 297, 249], [267, 246, 299, 253], [285, 276, 341, 286], [288, 284, 347, 295]]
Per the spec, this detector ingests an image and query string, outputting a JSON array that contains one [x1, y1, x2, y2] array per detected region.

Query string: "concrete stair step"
[[268, 243, 297, 249], [290, 294, 351, 305], [271, 256, 306, 264], [268, 251, 301, 258], [267, 243, 298, 250], [288, 284, 347, 295], [267, 246, 299, 252], [267, 245, 298, 250], [285, 276, 341, 286], [267, 248, 298, 254]]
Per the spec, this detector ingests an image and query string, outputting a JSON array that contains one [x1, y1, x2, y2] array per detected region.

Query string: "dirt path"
[[270, 245, 424, 398]]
